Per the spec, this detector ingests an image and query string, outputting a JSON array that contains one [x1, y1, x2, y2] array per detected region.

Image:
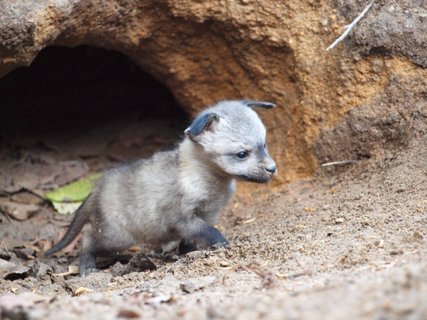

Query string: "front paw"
[[178, 240, 198, 255], [80, 266, 99, 277], [179, 225, 229, 255]]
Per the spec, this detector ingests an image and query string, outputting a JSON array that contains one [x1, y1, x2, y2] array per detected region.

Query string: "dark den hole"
[[0, 45, 186, 135]]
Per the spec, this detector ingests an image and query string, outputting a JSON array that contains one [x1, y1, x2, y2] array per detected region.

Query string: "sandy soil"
[[1, 3, 427, 317], [1, 123, 426, 319]]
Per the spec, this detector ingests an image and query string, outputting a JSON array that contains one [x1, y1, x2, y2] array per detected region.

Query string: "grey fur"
[[45, 100, 277, 276]]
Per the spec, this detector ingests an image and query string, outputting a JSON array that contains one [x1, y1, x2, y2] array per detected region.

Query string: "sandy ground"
[[1, 124, 426, 319]]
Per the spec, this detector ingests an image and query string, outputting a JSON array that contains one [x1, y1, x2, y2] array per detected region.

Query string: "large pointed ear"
[[241, 100, 276, 109], [184, 113, 219, 141]]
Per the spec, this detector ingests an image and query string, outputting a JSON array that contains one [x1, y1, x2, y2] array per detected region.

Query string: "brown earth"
[[0, 116, 426, 319], [0, 76, 426, 318], [1, 0, 427, 319]]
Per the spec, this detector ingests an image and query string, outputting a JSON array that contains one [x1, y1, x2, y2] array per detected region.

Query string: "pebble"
[[334, 217, 345, 224]]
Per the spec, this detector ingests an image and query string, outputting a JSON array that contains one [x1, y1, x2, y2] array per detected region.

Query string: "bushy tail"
[[45, 199, 91, 256]]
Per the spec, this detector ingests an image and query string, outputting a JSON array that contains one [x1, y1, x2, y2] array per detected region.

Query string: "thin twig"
[[326, 1, 374, 51], [321, 160, 357, 167]]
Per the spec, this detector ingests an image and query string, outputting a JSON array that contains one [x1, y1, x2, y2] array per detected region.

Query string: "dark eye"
[[264, 143, 267, 149], [236, 151, 249, 159]]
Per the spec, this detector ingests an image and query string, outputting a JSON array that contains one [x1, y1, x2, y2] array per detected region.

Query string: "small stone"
[[371, 58, 384, 73], [180, 276, 216, 294], [374, 239, 384, 248], [334, 217, 344, 224], [0, 201, 40, 221], [390, 248, 403, 255], [180, 281, 196, 294], [27, 260, 53, 279], [73, 287, 93, 296], [117, 309, 140, 319], [219, 260, 230, 267], [320, 18, 328, 26], [0, 259, 30, 280], [389, 111, 399, 122], [413, 231, 423, 241]]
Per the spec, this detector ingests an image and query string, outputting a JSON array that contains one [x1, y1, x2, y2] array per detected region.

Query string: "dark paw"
[[79, 251, 98, 277], [80, 267, 99, 277], [179, 226, 229, 255], [211, 241, 229, 249], [178, 240, 198, 255], [200, 225, 229, 247]]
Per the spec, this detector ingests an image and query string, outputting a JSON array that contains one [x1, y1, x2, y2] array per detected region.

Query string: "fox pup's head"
[[185, 100, 277, 183]]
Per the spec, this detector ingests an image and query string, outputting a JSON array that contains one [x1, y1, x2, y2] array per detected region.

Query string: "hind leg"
[[79, 231, 99, 276], [79, 224, 135, 277], [79, 249, 98, 276]]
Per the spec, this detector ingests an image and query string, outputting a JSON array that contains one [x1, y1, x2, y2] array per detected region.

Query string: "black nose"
[[266, 165, 276, 174]]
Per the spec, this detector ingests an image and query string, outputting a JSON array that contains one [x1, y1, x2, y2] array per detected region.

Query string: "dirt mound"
[[316, 68, 427, 166]]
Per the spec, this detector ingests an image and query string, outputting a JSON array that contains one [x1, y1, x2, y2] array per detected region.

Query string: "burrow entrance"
[[0, 45, 189, 169], [0, 46, 189, 265], [0, 45, 188, 135]]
